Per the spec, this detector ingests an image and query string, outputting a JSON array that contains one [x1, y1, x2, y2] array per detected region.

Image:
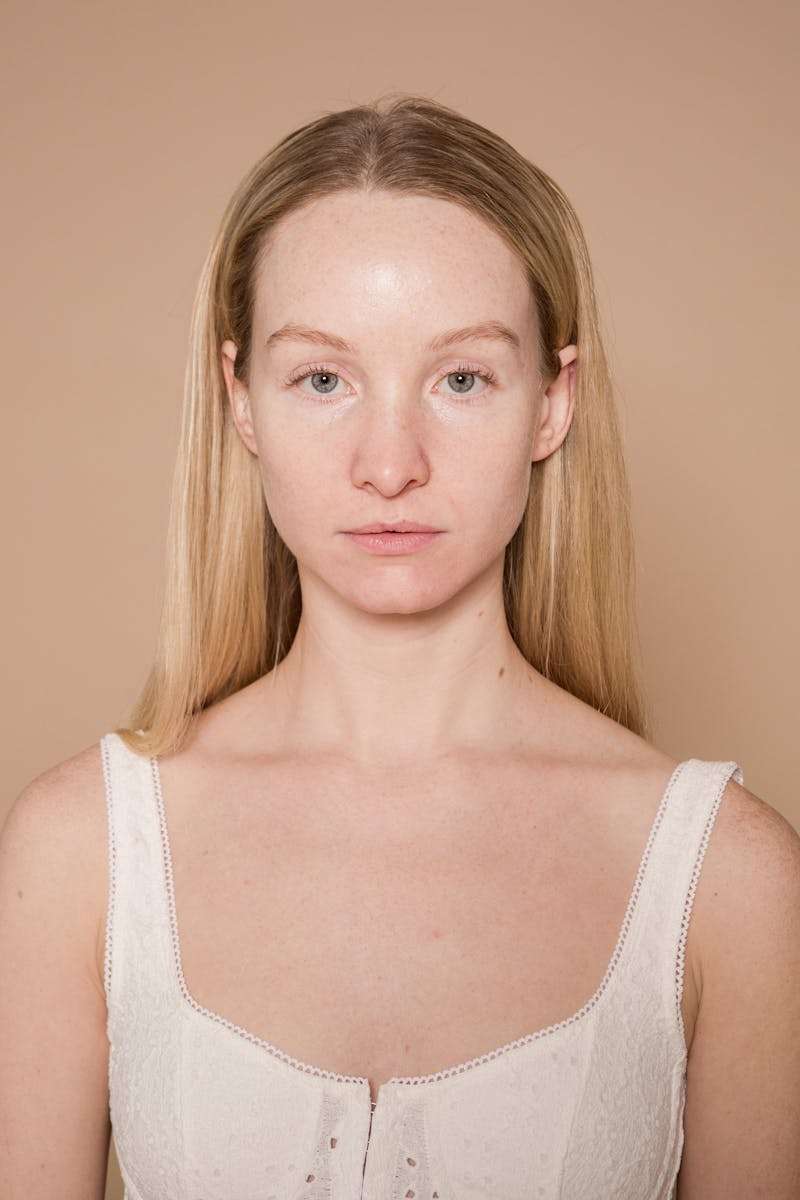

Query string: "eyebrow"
[[264, 319, 522, 355]]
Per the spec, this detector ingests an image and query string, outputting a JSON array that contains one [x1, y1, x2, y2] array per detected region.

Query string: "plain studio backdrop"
[[1, 1, 797, 1195]]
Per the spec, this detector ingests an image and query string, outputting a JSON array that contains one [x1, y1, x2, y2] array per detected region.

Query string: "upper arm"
[[677, 778, 800, 1198], [0, 744, 112, 1199]]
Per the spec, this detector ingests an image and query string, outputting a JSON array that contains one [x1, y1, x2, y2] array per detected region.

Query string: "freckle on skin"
[[17, 889, 23, 899], [498, 666, 504, 678]]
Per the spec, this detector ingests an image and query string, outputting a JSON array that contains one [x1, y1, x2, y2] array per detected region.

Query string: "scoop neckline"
[[149, 750, 689, 1098]]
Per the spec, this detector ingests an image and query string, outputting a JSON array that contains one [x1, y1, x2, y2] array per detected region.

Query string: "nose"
[[348, 394, 432, 497]]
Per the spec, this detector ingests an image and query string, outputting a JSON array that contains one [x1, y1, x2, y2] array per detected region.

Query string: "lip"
[[345, 521, 442, 533], [343, 529, 443, 555]]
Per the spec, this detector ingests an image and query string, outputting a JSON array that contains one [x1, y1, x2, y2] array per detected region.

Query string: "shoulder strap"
[[100, 731, 177, 1024], [621, 757, 743, 1049]]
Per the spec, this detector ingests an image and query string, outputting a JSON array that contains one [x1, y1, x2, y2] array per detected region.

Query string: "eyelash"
[[284, 361, 498, 401]]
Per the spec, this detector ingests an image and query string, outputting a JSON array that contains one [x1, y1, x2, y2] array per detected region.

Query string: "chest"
[[137, 755, 699, 1100]]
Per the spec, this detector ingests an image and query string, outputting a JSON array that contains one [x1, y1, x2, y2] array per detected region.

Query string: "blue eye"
[[285, 365, 346, 400], [285, 361, 498, 402], [439, 366, 496, 398]]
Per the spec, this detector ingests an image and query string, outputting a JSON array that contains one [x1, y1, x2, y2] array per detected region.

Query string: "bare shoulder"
[[689, 775, 800, 984], [676, 778, 800, 1195], [1, 742, 113, 1192], [5, 739, 107, 855], [3, 739, 108, 997]]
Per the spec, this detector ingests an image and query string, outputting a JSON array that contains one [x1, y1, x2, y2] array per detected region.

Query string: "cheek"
[[457, 438, 533, 535], [254, 427, 334, 547]]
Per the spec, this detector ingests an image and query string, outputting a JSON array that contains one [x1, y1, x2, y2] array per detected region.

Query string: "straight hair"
[[117, 92, 650, 757]]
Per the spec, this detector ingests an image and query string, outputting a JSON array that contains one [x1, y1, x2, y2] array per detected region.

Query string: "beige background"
[[2, 2, 797, 1194]]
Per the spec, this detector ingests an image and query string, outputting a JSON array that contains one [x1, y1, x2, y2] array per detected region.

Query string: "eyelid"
[[285, 359, 498, 389]]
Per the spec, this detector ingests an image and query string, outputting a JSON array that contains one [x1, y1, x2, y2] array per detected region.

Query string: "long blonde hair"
[[118, 92, 650, 758]]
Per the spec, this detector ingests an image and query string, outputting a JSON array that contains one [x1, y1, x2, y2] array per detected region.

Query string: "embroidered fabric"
[[100, 731, 743, 1199]]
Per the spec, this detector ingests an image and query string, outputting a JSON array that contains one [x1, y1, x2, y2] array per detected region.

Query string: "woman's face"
[[221, 189, 575, 616]]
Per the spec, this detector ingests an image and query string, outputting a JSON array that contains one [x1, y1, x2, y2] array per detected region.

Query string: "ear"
[[531, 344, 578, 464], [221, 339, 258, 456]]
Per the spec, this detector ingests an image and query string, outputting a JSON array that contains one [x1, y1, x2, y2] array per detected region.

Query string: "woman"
[[2, 94, 799, 1199]]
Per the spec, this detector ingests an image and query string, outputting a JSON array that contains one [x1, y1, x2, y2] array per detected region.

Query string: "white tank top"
[[100, 730, 743, 1200]]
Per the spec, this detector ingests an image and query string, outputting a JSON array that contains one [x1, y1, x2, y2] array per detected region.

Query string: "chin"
[[341, 576, 462, 616]]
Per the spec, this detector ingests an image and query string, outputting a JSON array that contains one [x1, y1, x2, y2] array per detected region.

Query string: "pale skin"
[[1, 188, 799, 1198]]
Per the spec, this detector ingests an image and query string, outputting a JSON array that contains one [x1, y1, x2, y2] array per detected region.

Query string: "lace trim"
[[674, 762, 743, 1045], [149, 750, 690, 1094], [101, 735, 117, 1003], [387, 758, 691, 1087], [150, 755, 370, 1088]]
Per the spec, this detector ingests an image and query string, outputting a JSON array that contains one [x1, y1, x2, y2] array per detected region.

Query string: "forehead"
[[252, 190, 536, 348]]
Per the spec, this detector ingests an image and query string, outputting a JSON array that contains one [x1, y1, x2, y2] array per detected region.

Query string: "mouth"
[[345, 521, 442, 534], [342, 526, 444, 556]]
